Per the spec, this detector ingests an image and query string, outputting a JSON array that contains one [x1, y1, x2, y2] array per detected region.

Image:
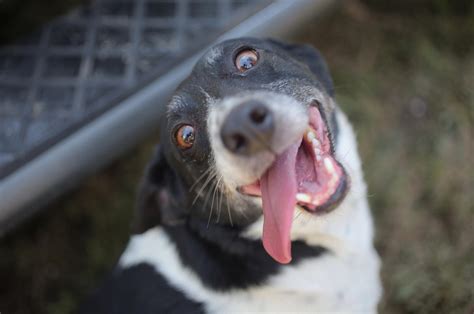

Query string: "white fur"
[[120, 109, 382, 313]]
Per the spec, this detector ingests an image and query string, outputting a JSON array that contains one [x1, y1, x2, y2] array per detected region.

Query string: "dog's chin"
[[237, 102, 349, 216]]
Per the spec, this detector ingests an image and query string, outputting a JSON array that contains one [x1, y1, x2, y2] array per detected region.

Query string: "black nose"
[[220, 100, 274, 155]]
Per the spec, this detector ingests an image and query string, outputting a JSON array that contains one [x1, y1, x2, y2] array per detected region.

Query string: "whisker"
[[225, 191, 235, 226], [215, 175, 232, 226], [293, 209, 304, 222], [197, 169, 216, 195], [226, 197, 233, 226], [210, 178, 220, 224], [189, 166, 214, 192], [205, 184, 216, 228], [192, 169, 217, 206], [202, 174, 220, 228], [233, 192, 249, 219], [336, 147, 366, 198], [214, 176, 223, 224], [217, 176, 225, 225], [340, 146, 352, 163]]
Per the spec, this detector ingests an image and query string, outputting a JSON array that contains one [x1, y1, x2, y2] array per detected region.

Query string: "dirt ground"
[[1, 1, 473, 313]]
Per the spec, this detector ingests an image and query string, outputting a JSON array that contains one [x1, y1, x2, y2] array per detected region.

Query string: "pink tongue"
[[260, 141, 301, 264]]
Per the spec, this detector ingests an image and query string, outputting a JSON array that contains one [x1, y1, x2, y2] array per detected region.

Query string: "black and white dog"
[[81, 38, 382, 313]]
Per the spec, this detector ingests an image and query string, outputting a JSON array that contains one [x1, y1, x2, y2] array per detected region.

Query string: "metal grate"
[[0, 0, 271, 178]]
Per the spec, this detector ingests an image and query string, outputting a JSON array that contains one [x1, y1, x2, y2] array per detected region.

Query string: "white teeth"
[[324, 157, 335, 173], [306, 131, 316, 141], [314, 148, 322, 161], [306, 130, 323, 162], [312, 138, 322, 162], [311, 138, 321, 148], [296, 193, 312, 203]]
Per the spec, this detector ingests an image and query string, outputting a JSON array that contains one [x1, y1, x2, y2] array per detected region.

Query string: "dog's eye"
[[175, 125, 195, 149], [235, 49, 258, 72]]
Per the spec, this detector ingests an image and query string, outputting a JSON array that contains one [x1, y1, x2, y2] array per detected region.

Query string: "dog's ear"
[[268, 39, 334, 97], [132, 145, 187, 234]]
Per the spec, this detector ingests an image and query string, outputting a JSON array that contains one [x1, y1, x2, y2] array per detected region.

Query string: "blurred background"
[[0, 0, 473, 313]]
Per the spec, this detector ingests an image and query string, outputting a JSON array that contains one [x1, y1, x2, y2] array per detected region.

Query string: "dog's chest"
[[207, 269, 342, 313], [203, 253, 379, 313]]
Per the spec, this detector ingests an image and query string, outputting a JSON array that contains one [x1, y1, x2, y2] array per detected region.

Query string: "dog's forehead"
[[166, 38, 324, 115]]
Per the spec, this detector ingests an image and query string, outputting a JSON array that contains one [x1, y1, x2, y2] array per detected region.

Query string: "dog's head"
[[135, 38, 351, 263]]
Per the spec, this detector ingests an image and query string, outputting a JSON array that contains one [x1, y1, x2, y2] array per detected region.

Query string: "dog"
[[80, 38, 382, 313]]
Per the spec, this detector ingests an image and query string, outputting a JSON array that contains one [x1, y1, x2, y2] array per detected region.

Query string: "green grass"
[[1, 1, 473, 313]]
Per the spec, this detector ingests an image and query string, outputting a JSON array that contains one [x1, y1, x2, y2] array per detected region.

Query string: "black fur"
[[80, 264, 204, 314], [267, 39, 334, 97]]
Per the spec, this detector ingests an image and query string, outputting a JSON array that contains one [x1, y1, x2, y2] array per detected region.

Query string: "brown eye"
[[175, 125, 195, 149], [235, 49, 258, 72]]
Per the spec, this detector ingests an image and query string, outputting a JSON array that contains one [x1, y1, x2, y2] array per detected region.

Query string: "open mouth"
[[237, 103, 348, 264]]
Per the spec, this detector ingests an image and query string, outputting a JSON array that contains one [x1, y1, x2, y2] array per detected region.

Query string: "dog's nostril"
[[229, 134, 247, 152], [249, 106, 268, 125], [220, 101, 274, 156]]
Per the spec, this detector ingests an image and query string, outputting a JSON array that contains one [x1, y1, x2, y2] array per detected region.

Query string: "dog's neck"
[[142, 216, 325, 290]]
